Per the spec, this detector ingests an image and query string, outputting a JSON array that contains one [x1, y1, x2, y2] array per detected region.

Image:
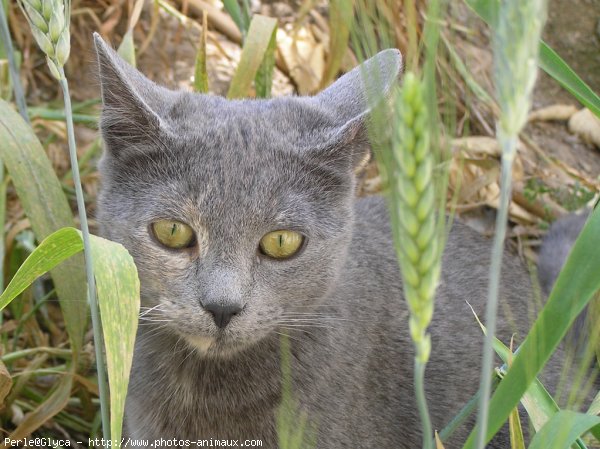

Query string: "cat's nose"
[[203, 303, 242, 329]]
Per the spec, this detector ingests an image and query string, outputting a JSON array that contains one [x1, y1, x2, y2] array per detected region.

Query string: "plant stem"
[[415, 359, 433, 449], [475, 131, 517, 449], [2, 347, 72, 363], [58, 68, 110, 444]]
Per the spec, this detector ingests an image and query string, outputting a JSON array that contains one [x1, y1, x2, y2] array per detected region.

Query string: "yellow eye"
[[152, 220, 195, 249], [259, 230, 304, 259]]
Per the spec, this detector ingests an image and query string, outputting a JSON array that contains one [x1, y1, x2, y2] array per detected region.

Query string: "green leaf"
[[465, 0, 600, 118], [538, 42, 600, 118], [0, 98, 87, 355], [117, 28, 136, 67], [469, 305, 589, 448], [193, 11, 209, 93], [223, 0, 248, 38], [227, 15, 278, 99], [528, 411, 600, 449], [587, 390, 600, 416], [254, 24, 277, 98], [0, 227, 82, 309], [462, 206, 600, 448], [0, 226, 140, 443], [90, 231, 140, 444], [508, 406, 525, 449]]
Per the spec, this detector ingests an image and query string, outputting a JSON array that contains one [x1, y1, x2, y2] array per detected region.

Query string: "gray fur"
[[94, 33, 560, 448], [538, 211, 589, 296], [539, 210, 591, 355]]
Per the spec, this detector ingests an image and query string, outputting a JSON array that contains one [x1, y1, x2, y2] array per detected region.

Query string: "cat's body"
[[93, 34, 548, 448]]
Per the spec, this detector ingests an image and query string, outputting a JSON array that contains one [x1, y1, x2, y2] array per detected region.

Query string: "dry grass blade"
[[175, 0, 242, 44], [227, 14, 277, 99], [0, 99, 87, 357], [1, 373, 73, 448], [0, 360, 12, 405], [435, 431, 447, 449]]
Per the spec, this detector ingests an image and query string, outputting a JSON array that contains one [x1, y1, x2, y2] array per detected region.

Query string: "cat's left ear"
[[309, 49, 402, 169]]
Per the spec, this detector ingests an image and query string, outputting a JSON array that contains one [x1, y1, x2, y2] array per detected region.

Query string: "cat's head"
[[94, 33, 401, 357]]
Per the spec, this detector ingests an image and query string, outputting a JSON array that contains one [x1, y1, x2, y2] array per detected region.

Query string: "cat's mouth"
[[179, 327, 257, 357]]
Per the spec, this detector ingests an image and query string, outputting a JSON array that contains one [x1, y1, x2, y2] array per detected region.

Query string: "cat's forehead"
[[165, 93, 334, 147]]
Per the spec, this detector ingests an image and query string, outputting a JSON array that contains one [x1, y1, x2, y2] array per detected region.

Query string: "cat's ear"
[[93, 33, 173, 156], [309, 49, 402, 169]]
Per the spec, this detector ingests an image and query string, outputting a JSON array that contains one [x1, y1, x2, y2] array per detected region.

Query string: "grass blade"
[[90, 233, 140, 444], [538, 43, 600, 118], [0, 227, 82, 310], [223, 0, 248, 38], [0, 226, 140, 442], [254, 24, 277, 98], [117, 29, 136, 67], [0, 359, 12, 404], [0, 99, 87, 355], [5, 373, 73, 443], [227, 14, 277, 99], [508, 406, 525, 449], [528, 411, 600, 449], [462, 205, 600, 448], [320, 0, 354, 89], [587, 390, 600, 416], [117, 0, 145, 67], [193, 11, 209, 93], [465, 0, 600, 118]]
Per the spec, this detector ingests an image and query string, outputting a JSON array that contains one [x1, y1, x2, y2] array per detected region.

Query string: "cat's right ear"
[[307, 49, 402, 170], [93, 33, 172, 157]]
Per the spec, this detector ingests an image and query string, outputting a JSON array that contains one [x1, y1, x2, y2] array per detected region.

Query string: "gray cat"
[[538, 210, 592, 356], [93, 33, 556, 448], [538, 211, 589, 297]]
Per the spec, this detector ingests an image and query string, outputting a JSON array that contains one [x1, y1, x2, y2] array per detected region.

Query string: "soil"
[[535, 0, 600, 108]]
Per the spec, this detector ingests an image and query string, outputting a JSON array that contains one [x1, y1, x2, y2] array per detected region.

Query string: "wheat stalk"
[[17, 0, 70, 80], [392, 71, 441, 449], [17, 0, 111, 442], [476, 1, 547, 448]]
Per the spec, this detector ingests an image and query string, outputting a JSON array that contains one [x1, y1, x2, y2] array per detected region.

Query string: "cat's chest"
[[124, 330, 338, 442]]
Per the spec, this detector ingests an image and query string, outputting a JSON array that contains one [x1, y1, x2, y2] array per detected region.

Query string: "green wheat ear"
[[18, 0, 71, 79], [392, 72, 440, 364]]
